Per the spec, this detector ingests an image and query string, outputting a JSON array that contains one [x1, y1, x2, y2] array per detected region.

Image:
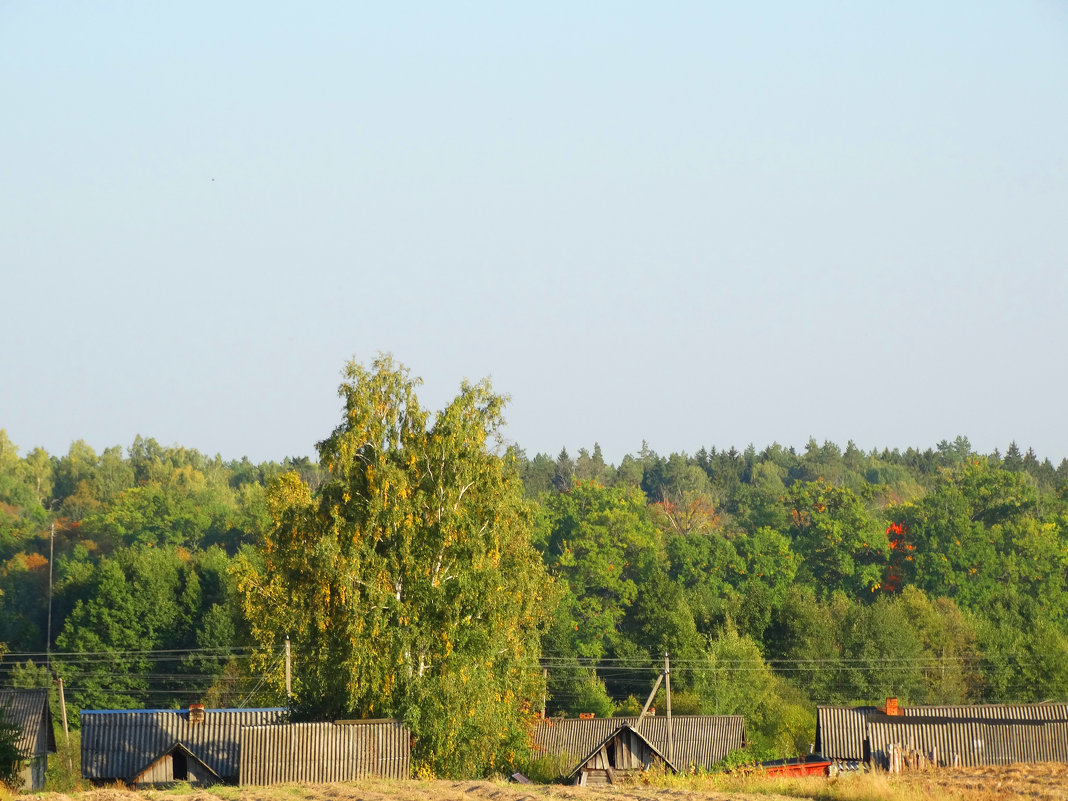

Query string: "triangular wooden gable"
[[567, 723, 678, 781], [132, 741, 222, 785]]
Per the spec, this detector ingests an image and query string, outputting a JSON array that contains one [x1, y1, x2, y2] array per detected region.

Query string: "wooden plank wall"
[[239, 721, 410, 785], [868, 720, 1068, 768]]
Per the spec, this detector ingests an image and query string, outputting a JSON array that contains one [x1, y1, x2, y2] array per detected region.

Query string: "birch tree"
[[235, 356, 552, 777]]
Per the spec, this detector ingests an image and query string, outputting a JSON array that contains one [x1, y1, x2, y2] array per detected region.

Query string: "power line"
[[2, 647, 260, 659]]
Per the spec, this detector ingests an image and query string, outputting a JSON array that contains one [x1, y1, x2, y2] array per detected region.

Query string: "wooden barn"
[[816, 702, 1068, 771], [0, 688, 56, 791], [80, 707, 285, 786], [535, 714, 745, 772], [866, 711, 1068, 769], [568, 724, 676, 785]]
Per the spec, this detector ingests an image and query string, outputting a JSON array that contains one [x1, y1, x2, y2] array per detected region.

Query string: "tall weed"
[[46, 729, 84, 792]]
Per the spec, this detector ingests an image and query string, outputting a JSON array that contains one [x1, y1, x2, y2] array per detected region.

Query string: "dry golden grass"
[[18, 764, 1068, 801], [893, 762, 1068, 801]]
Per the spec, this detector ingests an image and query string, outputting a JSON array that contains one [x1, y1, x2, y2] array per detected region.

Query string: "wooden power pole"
[[634, 664, 665, 735], [664, 652, 673, 764], [285, 636, 292, 705], [541, 668, 548, 718], [57, 677, 70, 744]]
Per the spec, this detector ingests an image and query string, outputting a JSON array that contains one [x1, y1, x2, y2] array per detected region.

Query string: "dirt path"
[[23, 763, 1068, 801], [26, 779, 797, 801]]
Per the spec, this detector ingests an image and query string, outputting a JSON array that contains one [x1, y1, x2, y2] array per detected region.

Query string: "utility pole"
[[57, 677, 71, 772], [285, 636, 292, 705], [541, 668, 548, 718], [665, 652, 673, 765], [634, 665, 665, 735], [57, 678, 70, 744], [47, 522, 55, 670]]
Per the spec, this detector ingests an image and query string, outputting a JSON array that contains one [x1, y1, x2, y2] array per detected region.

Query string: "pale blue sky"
[[2, 2, 1066, 464]]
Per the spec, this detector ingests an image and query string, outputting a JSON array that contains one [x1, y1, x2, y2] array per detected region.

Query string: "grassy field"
[[11, 764, 1068, 801]]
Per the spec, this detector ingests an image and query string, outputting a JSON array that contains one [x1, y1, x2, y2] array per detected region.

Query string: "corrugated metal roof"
[[239, 721, 411, 785], [867, 717, 1068, 768], [901, 704, 1068, 721], [815, 706, 878, 760], [80, 708, 286, 782], [0, 688, 55, 758], [534, 715, 745, 771]]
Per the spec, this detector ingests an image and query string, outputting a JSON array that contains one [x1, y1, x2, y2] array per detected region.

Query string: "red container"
[[758, 759, 832, 777]]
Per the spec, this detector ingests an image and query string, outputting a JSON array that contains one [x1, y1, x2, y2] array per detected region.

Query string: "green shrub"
[[46, 729, 83, 792], [0, 709, 23, 791], [614, 695, 642, 716], [518, 750, 575, 783]]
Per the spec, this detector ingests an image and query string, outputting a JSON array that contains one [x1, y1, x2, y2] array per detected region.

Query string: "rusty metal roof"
[[0, 688, 56, 758], [534, 715, 745, 771], [80, 707, 285, 782]]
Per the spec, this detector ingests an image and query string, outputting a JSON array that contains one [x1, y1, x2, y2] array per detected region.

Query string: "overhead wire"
[[0, 643, 1050, 711]]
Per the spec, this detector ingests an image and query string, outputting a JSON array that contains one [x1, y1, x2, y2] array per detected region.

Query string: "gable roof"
[[568, 723, 678, 779], [80, 707, 285, 781], [0, 688, 56, 758], [535, 714, 745, 770]]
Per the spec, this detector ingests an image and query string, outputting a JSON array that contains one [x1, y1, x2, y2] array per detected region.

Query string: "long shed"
[[0, 688, 56, 791], [239, 720, 410, 785], [80, 707, 285, 786], [534, 715, 745, 772], [867, 712, 1068, 769], [816, 703, 1068, 770]]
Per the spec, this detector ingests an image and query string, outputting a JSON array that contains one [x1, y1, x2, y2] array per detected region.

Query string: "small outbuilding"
[[0, 688, 57, 791], [568, 724, 676, 786], [535, 714, 745, 773], [81, 707, 285, 786]]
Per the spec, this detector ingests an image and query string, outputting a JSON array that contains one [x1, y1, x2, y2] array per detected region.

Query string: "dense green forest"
[[3, 365, 1068, 772]]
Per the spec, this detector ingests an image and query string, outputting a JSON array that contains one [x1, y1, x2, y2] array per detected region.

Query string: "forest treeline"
[[2, 384, 1068, 770]]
